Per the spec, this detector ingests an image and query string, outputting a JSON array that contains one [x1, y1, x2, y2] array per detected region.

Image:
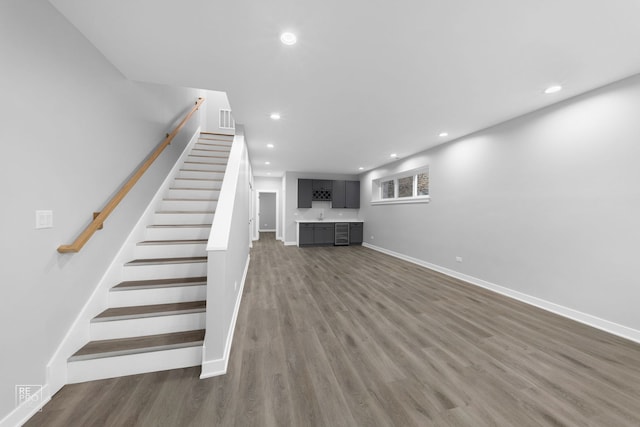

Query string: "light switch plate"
[[35, 210, 53, 229]]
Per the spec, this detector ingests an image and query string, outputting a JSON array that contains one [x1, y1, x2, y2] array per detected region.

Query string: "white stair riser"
[[192, 147, 231, 156], [134, 242, 207, 259], [160, 199, 218, 211], [194, 139, 232, 145], [109, 285, 207, 308], [190, 148, 230, 156], [177, 170, 225, 180], [172, 178, 223, 189], [90, 312, 205, 340], [123, 262, 207, 281], [145, 226, 210, 241], [182, 162, 226, 172], [186, 154, 229, 163], [198, 136, 233, 143], [153, 212, 214, 225], [67, 346, 202, 384], [166, 188, 220, 200]]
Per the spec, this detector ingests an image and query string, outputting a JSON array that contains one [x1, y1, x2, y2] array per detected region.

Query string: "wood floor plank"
[[26, 232, 640, 426]]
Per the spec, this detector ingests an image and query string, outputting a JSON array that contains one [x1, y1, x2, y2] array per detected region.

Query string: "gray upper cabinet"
[[345, 180, 360, 209], [332, 180, 346, 208], [298, 178, 360, 208], [312, 180, 332, 201], [331, 180, 359, 209], [297, 179, 313, 208]]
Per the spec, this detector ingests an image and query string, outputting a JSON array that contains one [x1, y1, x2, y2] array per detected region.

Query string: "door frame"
[[254, 189, 280, 241]]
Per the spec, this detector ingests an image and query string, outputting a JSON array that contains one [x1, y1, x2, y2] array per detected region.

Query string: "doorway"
[[256, 191, 279, 241]]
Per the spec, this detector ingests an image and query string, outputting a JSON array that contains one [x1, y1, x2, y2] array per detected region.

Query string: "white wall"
[[359, 73, 640, 338], [253, 176, 283, 240], [200, 90, 233, 135], [202, 132, 252, 377], [283, 172, 360, 244], [0, 0, 202, 421]]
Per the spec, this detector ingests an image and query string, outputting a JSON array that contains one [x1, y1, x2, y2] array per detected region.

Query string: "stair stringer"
[[46, 126, 202, 396]]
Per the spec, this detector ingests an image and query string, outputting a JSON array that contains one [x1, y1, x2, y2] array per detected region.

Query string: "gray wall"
[[259, 193, 276, 231], [0, 0, 201, 419], [283, 172, 360, 243], [360, 73, 640, 333]]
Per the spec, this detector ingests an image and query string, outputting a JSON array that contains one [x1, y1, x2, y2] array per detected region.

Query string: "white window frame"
[[371, 167, 430, 205]]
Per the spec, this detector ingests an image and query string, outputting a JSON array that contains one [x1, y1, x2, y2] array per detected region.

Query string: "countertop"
[[295, 219, 363, 223]]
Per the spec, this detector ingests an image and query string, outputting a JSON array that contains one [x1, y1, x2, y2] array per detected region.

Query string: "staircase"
[[66, 132, 233, 383]]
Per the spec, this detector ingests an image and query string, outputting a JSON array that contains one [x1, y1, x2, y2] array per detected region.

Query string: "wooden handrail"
[[58, 97, 205, 253]]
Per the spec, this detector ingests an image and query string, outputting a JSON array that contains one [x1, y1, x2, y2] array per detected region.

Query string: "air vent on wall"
[[219, 109, 235, 129]]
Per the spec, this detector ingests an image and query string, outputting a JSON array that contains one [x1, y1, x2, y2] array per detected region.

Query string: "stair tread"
[[193, 142, 231, 148], [188, 154, 229, 158], [169, 187, 220, 191], [200, 132, 234, 136], [174, 177, 223, 182], [191, 148, 231, 153], [179, 168, 225, 173], [138, 239, 207, 245], [147, 224, 211, 228], [113, 276, 207, 290], [95, 301, 206, 320], [184, 161, 227, 165], [198, 137, 233, 142], [155, 211, 215, 214], [70, 329, 205, 360], [125, 256, 207, 266], [162, 198, 219, 201]]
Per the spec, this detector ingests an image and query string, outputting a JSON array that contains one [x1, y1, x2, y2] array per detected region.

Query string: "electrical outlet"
[[35, 210, 53, 229], [371, 235, 375, 240], [456, 256, 463, 263]]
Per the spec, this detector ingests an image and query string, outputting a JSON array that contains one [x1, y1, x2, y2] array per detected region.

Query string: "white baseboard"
[[284, 241, 297, 246], [200, 254, 250, 379], [363, 242, 640, 344], [259, 229, 276, 232], [0, 384, 51, 427]]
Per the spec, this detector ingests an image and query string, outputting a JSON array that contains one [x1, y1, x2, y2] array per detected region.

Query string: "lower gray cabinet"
[[299, 223, 314, 245], [314, 223, 335, 245], [349, 222, 363, 245], [299, 222, 362, 246]]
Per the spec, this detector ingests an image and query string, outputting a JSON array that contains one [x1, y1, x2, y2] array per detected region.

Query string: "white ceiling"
[[50, 0, 640, 177]]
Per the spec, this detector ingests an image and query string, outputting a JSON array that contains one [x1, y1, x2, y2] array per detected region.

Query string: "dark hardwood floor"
[[26, 232, 640, 426]]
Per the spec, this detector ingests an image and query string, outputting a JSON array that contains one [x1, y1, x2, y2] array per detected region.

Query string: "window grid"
[[373, 168, 429, 203]]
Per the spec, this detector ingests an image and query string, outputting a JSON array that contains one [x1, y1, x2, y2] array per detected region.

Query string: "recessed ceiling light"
[[439, 132, 449, 137], [265, 161, 271, 165], [358, 167, 364, 170], [267, 143, 274, 148], [280, 32, 297, 45], [267, 172, 272, 176], [390, 153, 398, 158], [544, 85, 563, 94], [270, 113, 281, 120]]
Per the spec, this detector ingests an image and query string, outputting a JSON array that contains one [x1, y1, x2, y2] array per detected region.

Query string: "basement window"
[[371, 167, 430, 205], [381, 180, 395, 199]]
